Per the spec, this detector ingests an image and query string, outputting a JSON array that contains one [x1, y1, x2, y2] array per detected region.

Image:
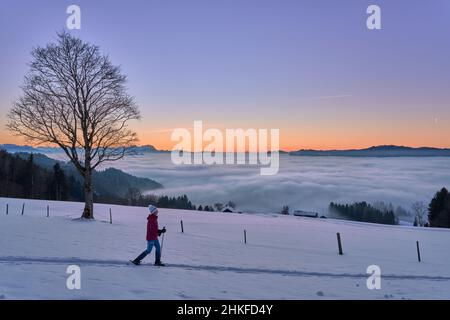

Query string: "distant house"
[[222, 206, 236, 213], [293, 210, 319, 218]]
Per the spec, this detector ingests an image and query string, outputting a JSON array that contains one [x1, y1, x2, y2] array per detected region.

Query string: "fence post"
[[47, 205, 49, 218], [21, 203, 25, 216], [244, 229, 247, 244], [416, 241, 421, 262], [109, 208, 112, 224], [337, 232, 343, 255], [6, 204, 8, 215], [180, 220, 184, 233]]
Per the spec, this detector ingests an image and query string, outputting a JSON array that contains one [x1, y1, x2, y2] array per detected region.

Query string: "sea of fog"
[[46, 152, 450, 219]]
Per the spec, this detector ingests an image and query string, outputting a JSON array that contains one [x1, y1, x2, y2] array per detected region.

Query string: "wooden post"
[[109, 208, 112, 224], [6, 204, 8, 215], [416, 241, 421, 262], [337, 232, 343, 255], [47, 205, 49, 218], [21, 203, 25, 216], [244, 229, 247, 244], [180, 220, 184, 233]]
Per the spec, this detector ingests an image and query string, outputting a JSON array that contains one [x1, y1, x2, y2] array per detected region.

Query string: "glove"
[[158, 227, 166, 236]]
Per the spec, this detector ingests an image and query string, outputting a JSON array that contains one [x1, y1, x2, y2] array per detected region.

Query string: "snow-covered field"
[[1, 197, 450, 300]]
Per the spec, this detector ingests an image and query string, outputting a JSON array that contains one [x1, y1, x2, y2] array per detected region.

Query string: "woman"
[[131, 205, 166, 266]]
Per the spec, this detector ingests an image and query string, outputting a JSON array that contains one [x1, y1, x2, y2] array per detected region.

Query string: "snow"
[[1, 197, 450, 299]]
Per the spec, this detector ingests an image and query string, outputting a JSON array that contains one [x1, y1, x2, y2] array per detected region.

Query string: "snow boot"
[[154, 259, 165, 266], [131, 251, 148, 265], [131, 259, 141, 265]]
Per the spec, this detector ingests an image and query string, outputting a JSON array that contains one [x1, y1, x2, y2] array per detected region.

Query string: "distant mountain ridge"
[[290, 145, 450, 157], [3, 143, 450, 157]]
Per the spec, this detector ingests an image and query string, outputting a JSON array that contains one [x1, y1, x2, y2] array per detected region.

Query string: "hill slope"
[[0, 197, 450, 299], [14, 152, 163, 197]]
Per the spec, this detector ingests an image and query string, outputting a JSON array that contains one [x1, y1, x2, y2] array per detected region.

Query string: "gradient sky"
[[0, 0, 449, 151]]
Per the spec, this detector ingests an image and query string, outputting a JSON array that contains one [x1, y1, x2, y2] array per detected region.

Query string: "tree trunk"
[[82, 169, 94, 219]]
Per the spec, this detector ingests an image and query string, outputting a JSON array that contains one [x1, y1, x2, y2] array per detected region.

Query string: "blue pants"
[[135, 240, 161, 262]]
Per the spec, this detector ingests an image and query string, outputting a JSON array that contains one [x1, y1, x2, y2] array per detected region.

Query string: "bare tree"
[[411, 201, 426, 227], [8, 32, 140, 219]]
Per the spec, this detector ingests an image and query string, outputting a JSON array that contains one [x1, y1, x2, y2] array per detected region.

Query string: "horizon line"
[[2, 142, 450, 153]]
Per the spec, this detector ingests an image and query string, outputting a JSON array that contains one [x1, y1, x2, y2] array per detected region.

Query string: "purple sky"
[[1, 0, 449, 150]]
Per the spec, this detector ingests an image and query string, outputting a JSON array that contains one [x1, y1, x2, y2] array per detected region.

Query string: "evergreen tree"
[[329, 201, 398, 225], [21, 153, 35, 198], [428, 187, 450, 228], [53, 163, 67, 200]]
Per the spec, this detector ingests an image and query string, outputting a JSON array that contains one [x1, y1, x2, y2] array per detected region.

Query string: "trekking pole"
[[160, 227, 166, 256]]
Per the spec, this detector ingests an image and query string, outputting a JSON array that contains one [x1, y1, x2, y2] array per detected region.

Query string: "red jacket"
[[146, 214, 159, 241]]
